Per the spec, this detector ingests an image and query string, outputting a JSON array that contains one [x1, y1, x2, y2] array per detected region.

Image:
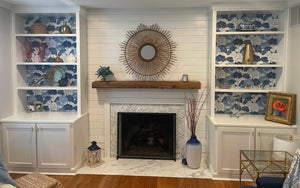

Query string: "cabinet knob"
[[252, 131, 255, 136], [32, 127, 35, 131]]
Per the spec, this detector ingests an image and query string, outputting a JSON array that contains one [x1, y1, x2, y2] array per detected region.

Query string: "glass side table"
[[239, 150, 293, 188]]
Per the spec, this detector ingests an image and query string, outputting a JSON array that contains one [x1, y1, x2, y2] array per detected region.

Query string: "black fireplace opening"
[[117, 112, 176, 160]]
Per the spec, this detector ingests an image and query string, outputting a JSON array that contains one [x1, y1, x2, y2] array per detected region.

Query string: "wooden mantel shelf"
[[92, 81, 201, 89]]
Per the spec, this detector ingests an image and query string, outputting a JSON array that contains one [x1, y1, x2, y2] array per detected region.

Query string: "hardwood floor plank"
[[10, 173, 253, 188]]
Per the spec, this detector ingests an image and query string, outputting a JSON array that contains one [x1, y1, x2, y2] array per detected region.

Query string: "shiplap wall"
[[87, 8, 209, 164], [288, 25, 300, 127]]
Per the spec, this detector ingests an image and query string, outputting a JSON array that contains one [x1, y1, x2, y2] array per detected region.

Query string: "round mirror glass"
[[140, 45, 156, 61]]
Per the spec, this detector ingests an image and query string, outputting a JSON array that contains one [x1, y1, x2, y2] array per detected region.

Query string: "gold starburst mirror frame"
[[120, 23, 177, 80]]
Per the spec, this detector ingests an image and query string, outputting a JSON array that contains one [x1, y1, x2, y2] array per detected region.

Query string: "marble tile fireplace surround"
[[109, 103, 186, 160], [78, 95, 210, 178]]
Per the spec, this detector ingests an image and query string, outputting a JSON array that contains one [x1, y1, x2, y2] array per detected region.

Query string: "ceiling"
[[0, 0, 294, 9]]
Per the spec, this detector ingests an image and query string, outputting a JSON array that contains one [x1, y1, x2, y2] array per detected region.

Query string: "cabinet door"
[[36, 123, 70, 168], [256, 128, 296, 150], [217, 127, 255, 176], [2, 123, 36, 168]]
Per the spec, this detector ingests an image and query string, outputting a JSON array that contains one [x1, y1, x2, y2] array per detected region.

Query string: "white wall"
[[87, 8, 209, 163], [287, 25, 300, 127], [0, 6, 12, 152], [0, 7, 12, 119]]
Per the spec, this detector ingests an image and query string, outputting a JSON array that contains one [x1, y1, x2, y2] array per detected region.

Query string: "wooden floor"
[[10, 173, 254, 188]]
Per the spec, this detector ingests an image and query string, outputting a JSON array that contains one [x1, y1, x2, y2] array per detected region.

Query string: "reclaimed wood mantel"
[[92, 81, 201, 89]]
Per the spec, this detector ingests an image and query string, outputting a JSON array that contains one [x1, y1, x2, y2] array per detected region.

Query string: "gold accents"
[[240, 150, 293, 186], [45, 66, 66, 86], [55, 55, 62, 62], [243, 44, 254, 65], [59, 21, 71, 34], [120, 23, 177, 80]]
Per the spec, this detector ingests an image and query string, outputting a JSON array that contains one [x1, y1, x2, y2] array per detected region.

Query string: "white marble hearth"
[[77, 158, 211, 178]]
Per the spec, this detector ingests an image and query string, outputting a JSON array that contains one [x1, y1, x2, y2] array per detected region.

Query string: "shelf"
[[17, 86, 77, 90], [216, 31, 284, 35], [15, 34, 76, 37], [215, 88, 281, 93], [208, 114, 297, 128], [16, 62, 77, 65], [92, 81, 201, 89], [215, 64, 283, 68], [0, 112, 80, 123]]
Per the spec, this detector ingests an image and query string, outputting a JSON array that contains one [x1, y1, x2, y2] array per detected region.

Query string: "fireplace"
[[117, 112, 176, 160]]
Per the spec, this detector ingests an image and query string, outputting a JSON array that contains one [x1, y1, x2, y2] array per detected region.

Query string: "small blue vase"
[[186, 135, 202, 169]]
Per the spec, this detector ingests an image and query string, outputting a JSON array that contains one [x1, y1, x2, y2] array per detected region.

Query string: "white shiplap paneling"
[[87, 8, 209, 165]]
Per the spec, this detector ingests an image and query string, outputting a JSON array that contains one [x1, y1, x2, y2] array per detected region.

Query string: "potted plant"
[[96, 66, 113, 81], [185, 89, 208, 169]]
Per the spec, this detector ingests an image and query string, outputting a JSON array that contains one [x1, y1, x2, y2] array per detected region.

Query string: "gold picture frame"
[[265, 92, 296, 125]]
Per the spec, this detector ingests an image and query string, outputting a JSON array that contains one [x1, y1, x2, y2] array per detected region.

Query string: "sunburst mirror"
[[120, 23, 177, 80]]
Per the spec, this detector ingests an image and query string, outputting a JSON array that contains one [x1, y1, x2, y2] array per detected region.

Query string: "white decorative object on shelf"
[[65, 54, 76, 63]]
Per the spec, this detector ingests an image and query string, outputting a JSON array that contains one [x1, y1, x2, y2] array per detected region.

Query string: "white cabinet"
[[255, 128, 295, 150], [1, 112, 89, 173], [2, 123, 36, 168], [36, 123, 70, 169], [216, 127, 255, 177], [2, 123, 70, 169], [208, 115, 297, 179]]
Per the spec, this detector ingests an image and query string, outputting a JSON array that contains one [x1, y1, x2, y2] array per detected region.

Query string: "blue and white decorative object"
[[186, 135, 202, 169], [185, 90, 208, 169]]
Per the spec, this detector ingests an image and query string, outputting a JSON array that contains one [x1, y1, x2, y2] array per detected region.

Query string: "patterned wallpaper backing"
[[216, 35, 278, 65], [24, 16, 76, 34], [216, 12, 279, 32], [216, 67, 278, 89], [26, 65, 77, 86], [27, 90, 77, 112], [215, 92, 268, 115], [23, 16, 77, 112], [24, 36, 76, 63], [215, 12, 281, 115]]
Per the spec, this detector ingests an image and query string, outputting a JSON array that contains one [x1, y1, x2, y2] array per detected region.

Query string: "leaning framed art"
[[265, 92, 296, 125]]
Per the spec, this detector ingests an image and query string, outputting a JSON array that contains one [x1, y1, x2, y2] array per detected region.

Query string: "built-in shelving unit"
[[12, 9, 88, 115], [209, 7, 288, 117], [0, 6, 89, 174], [207, 3, 296, 180]]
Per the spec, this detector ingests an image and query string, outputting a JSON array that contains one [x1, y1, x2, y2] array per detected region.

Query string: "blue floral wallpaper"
[[27, 90, 77, 112], [26, 65, 77, 86], [23, 16, 78, 112], [216, 67, 278, 89], [24, 16, 76, 34], [216, 35, 278, 65], [216, 12, 279, 32], [24, 37, 76, 62], [215, 92, 268, 115]]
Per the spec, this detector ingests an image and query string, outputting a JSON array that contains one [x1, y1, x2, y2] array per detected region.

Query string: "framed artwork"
[[265, 92, 296, 125]]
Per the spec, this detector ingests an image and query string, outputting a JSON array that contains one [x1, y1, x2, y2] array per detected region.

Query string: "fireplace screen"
[[117, 112, 176, 160]]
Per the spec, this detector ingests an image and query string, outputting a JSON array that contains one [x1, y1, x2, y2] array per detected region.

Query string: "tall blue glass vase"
[[186, 135, 202, 169]]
